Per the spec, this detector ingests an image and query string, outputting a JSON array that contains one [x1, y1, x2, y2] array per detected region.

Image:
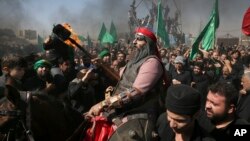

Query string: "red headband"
[[135, 27, 157, 42]]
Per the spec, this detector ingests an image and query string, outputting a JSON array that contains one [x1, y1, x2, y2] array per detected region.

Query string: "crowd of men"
[[0, 26, 250, 140]]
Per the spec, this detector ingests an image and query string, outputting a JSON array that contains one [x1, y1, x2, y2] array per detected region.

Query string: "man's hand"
[[88, 102, 103, 116], [214, 63, 221, 68], [172, 79, 181, 85], [191, 82, 196, 87], [81, 68, 94, 82]]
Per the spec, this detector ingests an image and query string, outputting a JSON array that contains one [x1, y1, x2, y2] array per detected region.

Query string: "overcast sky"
[[0, 0, 249, 38]]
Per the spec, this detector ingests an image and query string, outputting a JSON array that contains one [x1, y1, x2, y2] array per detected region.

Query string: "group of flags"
[[37, 0, 250, 62], [98, 21, 118, 45], [155, 0, 219, 52]]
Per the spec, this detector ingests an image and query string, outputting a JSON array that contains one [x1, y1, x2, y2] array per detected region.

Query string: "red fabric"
[[135, 27, 157, 42], [242, 7, 250, 36], [83, 116, 114, 141]]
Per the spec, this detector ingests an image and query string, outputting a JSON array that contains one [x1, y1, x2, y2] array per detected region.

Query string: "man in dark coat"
[[23, 59, 53, 92], [237, 72, 250, 122], [205, 82, 249, 141], [157, 84, 210, 141]]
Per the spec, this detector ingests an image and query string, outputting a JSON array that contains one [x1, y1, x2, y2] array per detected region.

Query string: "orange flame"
[[62, 23, 83, 48]]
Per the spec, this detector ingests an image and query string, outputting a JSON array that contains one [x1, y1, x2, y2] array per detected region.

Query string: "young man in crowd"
[[23, 59, 53, 93], [0, 54, 27, 95]]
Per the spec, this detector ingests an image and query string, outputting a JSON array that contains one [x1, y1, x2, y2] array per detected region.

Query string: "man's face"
[[59, 61, 71, 73], [241, 75, 250, 91], [220, 54, 227, 61], [74, 58, 79, 64], [195, 54, 203, 62], [133, 34, 147, 49], [232, 52, 239, 59], [174, 62, 183, 70], [209, 50, 213, 56], [170, 55, 176, 63], [9, 67, 25, 80], [241, 51, 246, 57], [117, 53, 125, 63], [193, 66, 202, 75], [160, 50, 166, 57], [166, 110, 193, 134], [102, 55, 110, 63], [212, 52, 219, 60], [111, 60, 119, 72], [37, 66, 50, 78], [92, 50, 97, 56], [205, 91, 228, 123]]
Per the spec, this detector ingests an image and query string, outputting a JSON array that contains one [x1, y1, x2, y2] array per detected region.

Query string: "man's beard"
[[208, 111, 229, 124], [39, 72, 53, 82], [129, 44, 151, 66]]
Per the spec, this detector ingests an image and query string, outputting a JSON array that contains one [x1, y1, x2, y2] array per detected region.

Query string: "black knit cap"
[[165, 84, 201, 115]]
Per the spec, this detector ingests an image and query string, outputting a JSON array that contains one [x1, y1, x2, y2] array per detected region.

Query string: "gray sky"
[[0, 0, 249, 39]]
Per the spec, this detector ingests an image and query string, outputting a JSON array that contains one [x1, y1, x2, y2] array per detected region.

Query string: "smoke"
[[0, 0, 26, 31], [48, 0, 130, 38], [0, 0, 249, 39]]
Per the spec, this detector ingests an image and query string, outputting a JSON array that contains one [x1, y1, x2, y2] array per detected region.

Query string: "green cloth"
[[101, 32, 114, 44], [33, 59, 52, 71], [156, 0, 170, 48], [98, 49, 110, 59], [78, 35, 86, 42], [110, 21, 118, 42], [190, 0, 219, 60], [98, 23, 107, 41]]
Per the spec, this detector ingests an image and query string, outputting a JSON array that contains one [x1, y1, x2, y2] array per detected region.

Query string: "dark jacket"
[[171, 70, 192, 85], [237, 91, 250, 122], [156, 113, 212, 141], [68, 78, 96, 114], [209, 117, 249, 141]]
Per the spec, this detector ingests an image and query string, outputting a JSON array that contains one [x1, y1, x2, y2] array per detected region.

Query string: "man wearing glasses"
[[87, 27, 167, 140]]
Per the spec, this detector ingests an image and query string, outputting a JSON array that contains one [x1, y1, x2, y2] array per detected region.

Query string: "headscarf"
[[33, 59, 52, 71]]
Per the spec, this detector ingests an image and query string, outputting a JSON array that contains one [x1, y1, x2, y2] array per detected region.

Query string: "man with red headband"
[[87, 27, 166, 140]]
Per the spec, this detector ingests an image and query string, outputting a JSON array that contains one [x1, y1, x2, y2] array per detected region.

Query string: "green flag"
[[156, 0, 170, 48], [37, 34, 44, 51], [98, 23, 107, 41], [190, 0, 219, 60], [110, 21, 118, 42], [78, 35, 86, 42], [87, 33, 93, 47], [101, 32, 114, 44]]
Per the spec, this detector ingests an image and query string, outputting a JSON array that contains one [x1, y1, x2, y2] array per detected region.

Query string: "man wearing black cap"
[[86, 27, 167, 141], [157, 84, 210, 141]]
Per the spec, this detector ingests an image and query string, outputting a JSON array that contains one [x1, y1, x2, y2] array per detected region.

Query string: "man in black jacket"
[[237, 72, 250, 122], [205, 82, 249, 141], [67, 67, 96, 114], [157, 84, 210, 141]]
